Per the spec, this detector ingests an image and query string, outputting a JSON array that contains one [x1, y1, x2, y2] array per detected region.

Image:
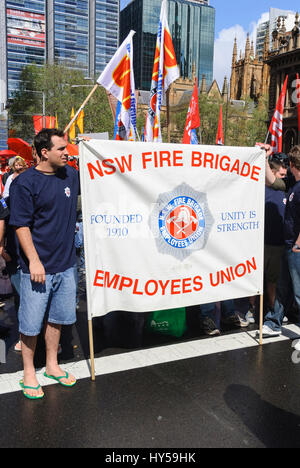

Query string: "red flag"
[[268, 76, 288, 154], [183, 79, 200, 144], [216, 106, 224, 145], [45, 116, 56, 129], [297, 74, 300, 133], [33, 115, 43, 134], [33, 115, 56, 134]]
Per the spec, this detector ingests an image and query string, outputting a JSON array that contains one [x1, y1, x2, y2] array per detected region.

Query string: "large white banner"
[[79, 140, 265, 319]]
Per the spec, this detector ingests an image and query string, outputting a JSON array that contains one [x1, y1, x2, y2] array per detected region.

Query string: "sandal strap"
[[56, 372, 69, 381], [20, 380, 41, 391]]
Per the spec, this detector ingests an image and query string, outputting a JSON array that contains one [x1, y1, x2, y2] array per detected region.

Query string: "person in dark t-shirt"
[[264, 159, 287, 312], [9, 129, 79, 399], [259, 145, 300, 338]]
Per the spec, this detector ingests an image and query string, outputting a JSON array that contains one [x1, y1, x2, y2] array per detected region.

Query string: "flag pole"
[[64, 84, 99, 133], [264, 131, 269, 145], [167, 88, 171, 143], [199, 128, 202, 145], [136, 128, 141, 142], [106, 90, 117, 123]]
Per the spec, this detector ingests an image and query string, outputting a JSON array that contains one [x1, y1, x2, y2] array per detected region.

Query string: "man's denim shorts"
[[18, 264, 77, 336]]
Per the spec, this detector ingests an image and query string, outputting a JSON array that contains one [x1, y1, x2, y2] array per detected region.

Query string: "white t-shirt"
[[3, 174, 14, 199]]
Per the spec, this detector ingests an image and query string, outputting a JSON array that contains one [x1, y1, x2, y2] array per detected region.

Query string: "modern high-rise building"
[[47, 0, 119, 78], [120, 0, 215, 90], [256, 7, 296, 59], [256, 21, 269, 60], [0, 0, 119, 149]]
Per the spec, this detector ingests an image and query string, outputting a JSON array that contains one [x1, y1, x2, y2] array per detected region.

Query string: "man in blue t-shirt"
[[9, 129, 79, 399], [264, 158, 287, 312], [259, 145, 300, 338]]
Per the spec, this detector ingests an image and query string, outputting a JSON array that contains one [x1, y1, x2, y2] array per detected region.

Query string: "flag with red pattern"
[[145, 0, 179, 143], [97, 31, 137, 141], [268, 76, 288, 154], [183, 79, 200, 144], [216, 106, 224, 145]]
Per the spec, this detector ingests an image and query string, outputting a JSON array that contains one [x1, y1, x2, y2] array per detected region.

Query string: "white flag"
[[145, 0, 179, 143], [97, 31, 137, 141]]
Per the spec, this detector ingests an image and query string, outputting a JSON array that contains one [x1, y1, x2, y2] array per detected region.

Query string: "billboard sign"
[[7, 8, 45, 49]]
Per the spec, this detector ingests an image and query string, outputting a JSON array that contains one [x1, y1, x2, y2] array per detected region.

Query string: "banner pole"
[[88, 319, 96, 381], [64, 84, 99, 133], [79, 142, 96, 381], [259, 294, 264, 346], [264, 130, 269, 145]]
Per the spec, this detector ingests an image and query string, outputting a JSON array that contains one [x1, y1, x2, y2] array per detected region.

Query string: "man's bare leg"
[[44, 322, 76, 385], [21, 334, 44, 397]]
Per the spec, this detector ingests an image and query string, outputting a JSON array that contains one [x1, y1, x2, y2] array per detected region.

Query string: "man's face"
[[290, 162, 300, 179], [44, 136, 69, 168], [274, 166, 287, 179]]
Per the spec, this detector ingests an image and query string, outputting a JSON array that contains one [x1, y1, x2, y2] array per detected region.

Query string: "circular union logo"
[[159, 197, 205, 249]]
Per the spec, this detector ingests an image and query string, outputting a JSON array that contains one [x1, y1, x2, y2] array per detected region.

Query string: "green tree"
[[171, 93, 268, 147], [172, 95, 223, 145], [9, 63, 114, 142]]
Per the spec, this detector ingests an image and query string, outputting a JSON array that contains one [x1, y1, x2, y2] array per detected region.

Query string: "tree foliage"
[[9, 64, 268, 147], [9, 64, 115, 142], [171, 93, 268, 147]]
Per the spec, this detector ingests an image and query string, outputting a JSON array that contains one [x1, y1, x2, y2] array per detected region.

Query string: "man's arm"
[[0, 220, 11, 262], [15, 226, 45, 283], [256, 143, 276, 186]]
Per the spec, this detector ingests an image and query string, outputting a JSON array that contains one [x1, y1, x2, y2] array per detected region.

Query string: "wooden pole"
[[199, 128, 202, 145], [259, 294, 264, 346], [88, 319, 96, 381], [64, 84, 99, 133], [264, 130, 270, 145], [106, 90, 117, 122], [167, 88, 171, 143]]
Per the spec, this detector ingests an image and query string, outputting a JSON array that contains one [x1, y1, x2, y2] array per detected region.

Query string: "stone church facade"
[[230, 13, 300, 152]]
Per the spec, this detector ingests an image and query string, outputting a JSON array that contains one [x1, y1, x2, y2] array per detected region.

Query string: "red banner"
[[268, 76, 288, 154], [33, 116, 56, 134]]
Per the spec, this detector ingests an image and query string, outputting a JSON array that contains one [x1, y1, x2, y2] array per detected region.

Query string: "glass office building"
[[6, 0, 46, 97], [94, 0, 119, 76], [50, 0, 119, 76], [0, 0, 119, 149], [51, 0, 89, 72], [120, 0, 215, 90]]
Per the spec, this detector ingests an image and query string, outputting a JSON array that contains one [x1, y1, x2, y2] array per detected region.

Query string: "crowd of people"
[[0, 129, 300, 400]]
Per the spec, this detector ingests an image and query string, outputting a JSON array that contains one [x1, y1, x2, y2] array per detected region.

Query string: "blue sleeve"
[[9, 180, 34, 228]]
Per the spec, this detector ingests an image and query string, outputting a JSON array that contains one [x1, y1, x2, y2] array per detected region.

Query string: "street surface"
[[1, 295, 300, 448]]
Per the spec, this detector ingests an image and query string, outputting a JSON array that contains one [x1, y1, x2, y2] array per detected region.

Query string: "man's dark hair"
[[269, 159, 285, 172], [33, 128, 65, 158], [269, 152, 289, 168], [289, 145, 300, 171]]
